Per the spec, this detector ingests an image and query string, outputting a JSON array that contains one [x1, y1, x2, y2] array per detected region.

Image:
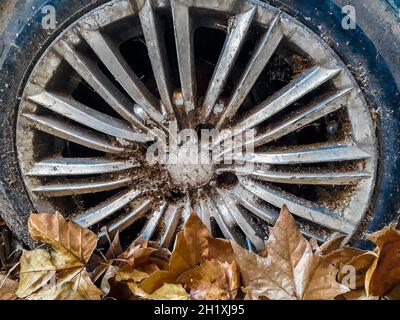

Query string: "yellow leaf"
[[28, 212, 97, 268], [16, 249, 57, 298], [139, 270, 179, 294], [150, 284, 189, 300]]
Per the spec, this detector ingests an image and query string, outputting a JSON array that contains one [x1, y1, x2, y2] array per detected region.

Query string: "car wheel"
[[0, 0, 399, 249]]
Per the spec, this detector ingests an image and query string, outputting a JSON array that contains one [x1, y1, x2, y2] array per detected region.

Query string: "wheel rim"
[[16, 0, 377, 248]]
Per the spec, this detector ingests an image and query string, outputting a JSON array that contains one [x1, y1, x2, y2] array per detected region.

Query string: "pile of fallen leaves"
[[1, 206, 400, 300]]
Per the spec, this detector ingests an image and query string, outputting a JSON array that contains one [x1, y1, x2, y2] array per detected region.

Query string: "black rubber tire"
[[0, 0, 399, 248]]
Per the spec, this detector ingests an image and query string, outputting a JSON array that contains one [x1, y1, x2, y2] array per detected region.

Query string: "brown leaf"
[[28, 212, 97, 268], [150, 284, 190, 300], [183, 213, 211, 263], [299, 251, 349, 300], [178, 259, 239, 300], [115, 266, 149, 283], [100, 265, 119, 295], [365, 225, 400, 296], [129, 283, 189, 300], [26, 283, 86, 300], [169, 213, 210, 273], [139, 270, 180, 294], [16, 249, 57, 298], [119, 243, 157, 266], [207, 237, 234, 263], [0, 275, 18, 300], [319, 235, 347, 255], [140, 214, 212, 294], [106, 232, 123, 259], [25, 268, 102, 300], [338, 251, 376, 291], [233, 206, 349, 300]]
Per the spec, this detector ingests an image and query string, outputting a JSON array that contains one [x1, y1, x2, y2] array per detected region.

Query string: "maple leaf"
[[17, 212, 102, 300], [139, 214, 211, 293], [29, 212, 98, 269], [233, 205, 349, 300], [365, 224, 400, 296], [137, 214, 239, 300], [169, 214, 211, 273]]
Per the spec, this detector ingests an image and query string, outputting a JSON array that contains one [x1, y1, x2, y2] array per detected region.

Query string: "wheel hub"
[[166, 143, 214, 188]]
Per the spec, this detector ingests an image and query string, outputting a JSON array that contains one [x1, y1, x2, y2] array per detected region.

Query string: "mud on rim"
[[4, 0, 395, 249]]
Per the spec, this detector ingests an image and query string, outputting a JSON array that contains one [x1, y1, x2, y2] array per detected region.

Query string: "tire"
[[0, 0, 399, 248]]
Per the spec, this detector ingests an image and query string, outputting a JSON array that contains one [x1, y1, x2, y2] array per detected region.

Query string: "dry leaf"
[[233, 206, 349, 300], [139, 270, 179, 294], [169, 214, 211, 273], [26, 283, 86, 300], [119, 243, 157, 266], [0, 275, 18, 300], [100, 265, 119, 295], [150, 284, 190, 300], [116, 266, 149, 283], [207, 237, 234, 263], [178, 259, 239, 300], [319, 235, 347, 255], [16, 249, 57, 298], [29, 212, 97, 268], [365, 225, 400, 296], [18, 213, 102, 300]]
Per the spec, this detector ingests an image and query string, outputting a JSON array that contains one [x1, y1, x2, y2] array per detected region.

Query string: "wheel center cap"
[[166, 142, 214, 188]]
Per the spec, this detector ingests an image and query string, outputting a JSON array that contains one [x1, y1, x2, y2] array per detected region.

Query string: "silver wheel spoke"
[[171, 0, 196, 112], [229, 187, 278, 224], [98, 199, 152, 238], [211, 195, 245, 245], [142, 202, 168, 240], [230, 187, 325, 241], [79, 29, 165, 125], [74, 189, 142, 228], [28, 92, 148, 142], [22, 113, 126, 154], [216, 15, 283, 128], [198, 197, 212, 231], [233, 66, 341, 132], [139, 0, 175, 119], [159, 205, 182, 247], [239, 178, 354, 233], [31, 177, 131, 197], [54, 40, 152, 134], [202, 8, 256, 120], [232, 168, 371, 185], [27, 158, 138, 176], [251, 88, 352, 147], [218, 189, 265, 250], [228, 144, 370, 165]]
